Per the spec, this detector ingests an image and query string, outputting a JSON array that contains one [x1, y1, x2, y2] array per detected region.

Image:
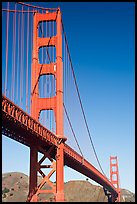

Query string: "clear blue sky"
[[2, 2, 135, 193]]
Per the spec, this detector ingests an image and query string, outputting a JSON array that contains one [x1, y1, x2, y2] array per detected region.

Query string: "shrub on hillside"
[[2, 187, 10, 194]]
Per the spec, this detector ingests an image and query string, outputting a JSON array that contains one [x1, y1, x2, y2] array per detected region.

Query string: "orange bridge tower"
[[110, 156, 120, 202], [27, 8, 66, 202]]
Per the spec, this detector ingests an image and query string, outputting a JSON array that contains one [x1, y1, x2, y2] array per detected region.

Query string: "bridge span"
[[2, 95, 118, 201]]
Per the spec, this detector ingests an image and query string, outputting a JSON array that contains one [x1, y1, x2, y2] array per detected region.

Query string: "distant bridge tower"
[[28, 8, 65, 202], [110, 156, 120, 202]]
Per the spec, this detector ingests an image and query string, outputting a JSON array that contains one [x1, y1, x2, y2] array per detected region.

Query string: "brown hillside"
[[64, 180, 107, 202], [2, 172, 135, 202], [2, 172, 29, 202]]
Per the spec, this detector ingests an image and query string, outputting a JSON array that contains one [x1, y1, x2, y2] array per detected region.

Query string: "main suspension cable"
[[63, 103, 84, 157], [17, 2, 58, 11], [62, 20, 106, 177]]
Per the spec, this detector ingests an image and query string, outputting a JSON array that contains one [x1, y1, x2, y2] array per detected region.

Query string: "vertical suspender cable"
[[11, 10, 13, 99], [63, 33, 65, 133], [41, 10, 44, 97], [67, 50, 71, 104], [11, 7, 15, 100], [20, 6, 23, 106], [16, 11, 20, 103], [64, 35, 66, 105], [26, 7, 29, 112], [5, 2, 9, 96], [30, 9, 34, 114], [13, 3, 16, 102], [22, 6, 24, 108], [65, 42, 67, 105], [64, 34, 66, 104], [50, 22, 51, 130], [16, 9, 20, 103], [46, 19, 48, 124], [15, 3, 18, 103], [41, 10, 43, 125], [52, 20, 54, 132], [66, 43, 68, 106], [49, 22, 53, 130], [50, 21, 52, 131], [42, 10, 44, 99]]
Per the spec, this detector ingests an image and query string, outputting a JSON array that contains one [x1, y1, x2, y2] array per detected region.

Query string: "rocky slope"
[[2, 172, 135, 202]]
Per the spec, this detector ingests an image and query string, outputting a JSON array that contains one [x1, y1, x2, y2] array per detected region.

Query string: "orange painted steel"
[[30, 8, 65, 201], [110, 156, 120, 202], [2, 95, 62, 147], [27, 146, 57, 202], [2, 94, 119, 201]]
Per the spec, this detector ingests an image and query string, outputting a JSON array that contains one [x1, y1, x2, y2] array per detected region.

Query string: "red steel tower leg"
[[29, 146, 38, 202], [55, 8, 64, 202], [110, 156, 120, 202], [27, 8, 65, 202]]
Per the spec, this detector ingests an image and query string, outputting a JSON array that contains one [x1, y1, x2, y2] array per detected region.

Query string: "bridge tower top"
[[31, 8, 63, 138]]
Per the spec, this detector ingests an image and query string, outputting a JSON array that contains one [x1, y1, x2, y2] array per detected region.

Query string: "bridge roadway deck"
[[2, 95, 118, 198]]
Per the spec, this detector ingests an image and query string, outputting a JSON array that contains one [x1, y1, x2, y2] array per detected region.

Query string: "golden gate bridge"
[[2, 2, 120, 202]]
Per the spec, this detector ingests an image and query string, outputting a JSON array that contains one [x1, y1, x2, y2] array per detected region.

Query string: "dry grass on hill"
[[2, 172, 135, 202]]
